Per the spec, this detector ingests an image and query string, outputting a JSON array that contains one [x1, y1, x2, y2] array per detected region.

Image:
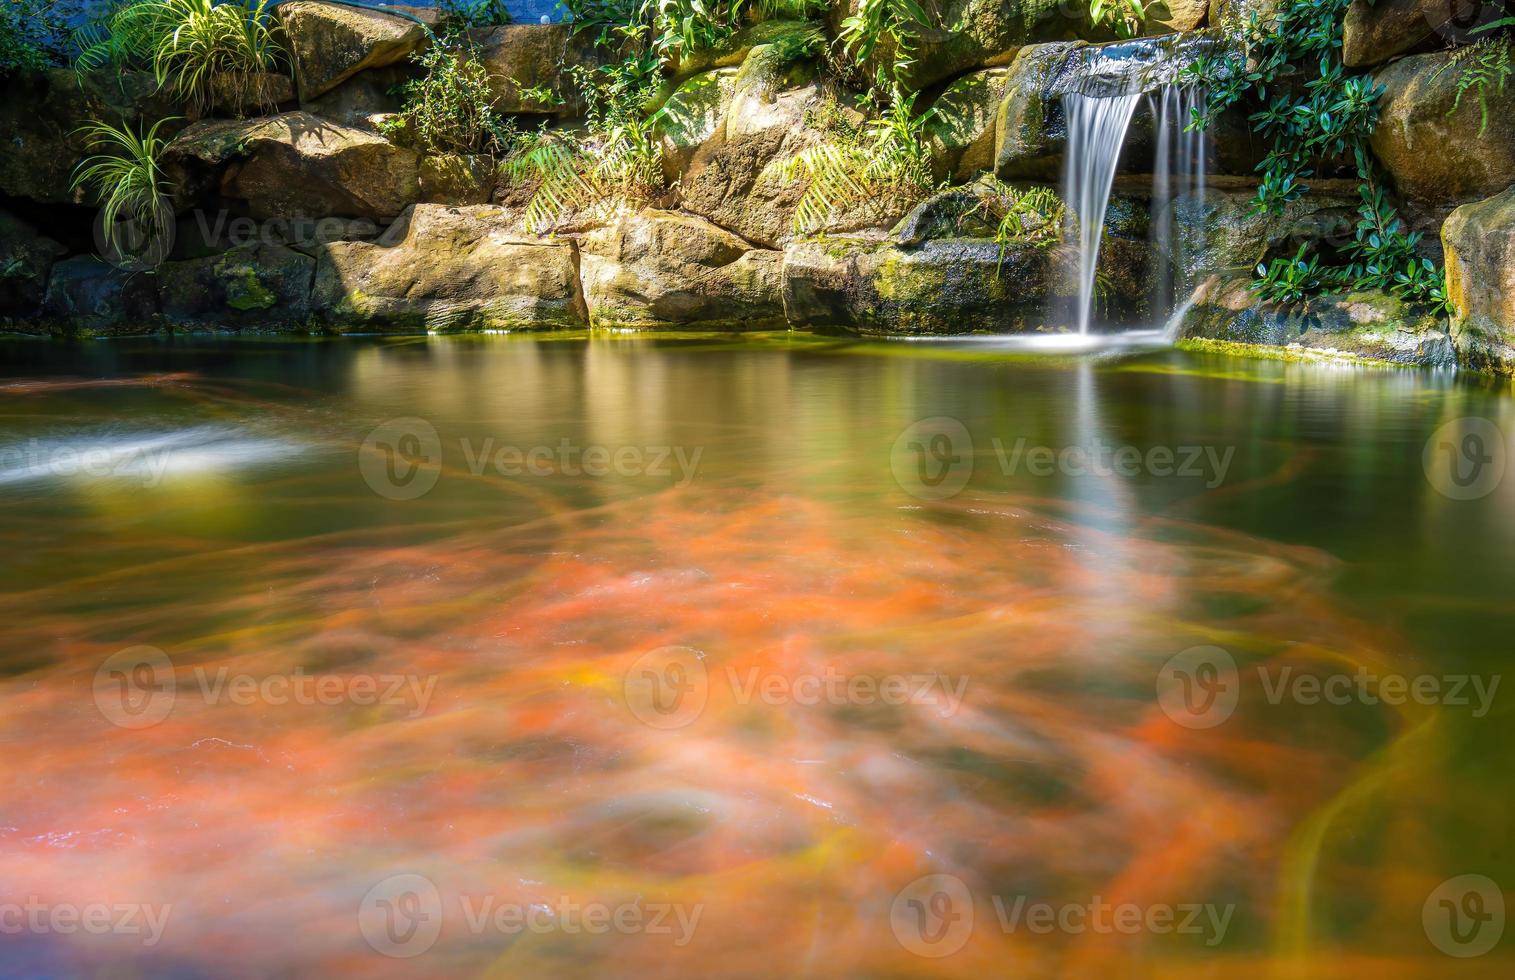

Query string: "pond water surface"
[[0, 333, 1511, 977]]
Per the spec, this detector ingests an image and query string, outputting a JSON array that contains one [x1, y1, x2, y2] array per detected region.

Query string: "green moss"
[[1175, 337, 1415, 369], [215, 255, 277, 311]]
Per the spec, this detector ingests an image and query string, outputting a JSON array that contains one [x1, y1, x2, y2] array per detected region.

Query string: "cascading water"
[[1062, 92, 1143, 336], [1058, 39, 1210, 336]]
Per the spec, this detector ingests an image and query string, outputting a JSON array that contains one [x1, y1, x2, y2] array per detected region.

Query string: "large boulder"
[[1342, 0, 1435, 68], [578, 210, 786, 328], [312, 204, 586, 331], [656, 67, 741, 184], [782, 236, 1061, 334], [1176, 278, 1455, 366], [0, 70, 179, 204], [156, 243, 315, 328], [1157, 0, 1210, 31], [0, 210, 68, 319], [300, 64, 408, 130], [40, 256, 160, 335], [993, 41, 1259, 183], [465, 24, 602, 115], [163, 112, 421, 220], [1371, 49, 1515, 206], [679, 44, 829, 247], [277, 0, 430, 102], [927, 67, 1011, 182], [1167, 182, 1360, 286], [1442, 185, 1515, 375]]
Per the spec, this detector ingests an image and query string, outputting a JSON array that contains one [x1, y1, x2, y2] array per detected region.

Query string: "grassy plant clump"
[[382, 37, 518, 157], [779, 84, 937, 234], [75, 0, 286, 113], [71, 117, 177, 269], [1185, 0, 1453, 311]]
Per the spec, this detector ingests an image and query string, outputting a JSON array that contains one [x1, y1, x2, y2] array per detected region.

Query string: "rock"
[[40, 256, 160, 334], [465, 24, 601, 115], [163, 112, 421, 220], [1371, 48, 1515, 206], [1176, 278, 1455, 366], [208, 72, 297, 116], [1443, 185, 1515, 375], [1157, 0, 1210, 31], [927, 68, 1011, 182], [578, 210, 785, 328], [0, 210, 68, 319], [155, 243, 315, 328], [670, 19, 819, 78], [782, 237, 1062, 334], [0, 69, 179, 204], [278, 0, 429, 102], [419, 154, 496, 205], [656, 68, 740, 184], [312, 204, 586, 331], [300, 65, 408, 129], [1342, 0, 1435, 68], [1167, 182, 1360, 287]]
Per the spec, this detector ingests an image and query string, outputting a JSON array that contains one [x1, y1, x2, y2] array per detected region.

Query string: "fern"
[[1445, 36, 1511, 137]]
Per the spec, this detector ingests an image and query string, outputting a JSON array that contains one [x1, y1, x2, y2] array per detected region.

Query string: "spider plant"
[[76, 0, 285, 114], [71, 117, 177, 271]]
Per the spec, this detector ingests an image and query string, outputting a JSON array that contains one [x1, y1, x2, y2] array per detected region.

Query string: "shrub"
[[76, 0, 286, 114], [71, 117, 177, 270], [0, 0, 71, 73], [381, 38, 517, 157]]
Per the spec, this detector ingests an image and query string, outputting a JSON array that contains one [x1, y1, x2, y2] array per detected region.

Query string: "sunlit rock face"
[[311, 204, 587, 332], [277, 0, 432, 102], [1444, 185, 1515, 376]]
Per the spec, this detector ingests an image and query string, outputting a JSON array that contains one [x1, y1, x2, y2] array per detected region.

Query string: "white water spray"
[[1063, 92, 1142, 335]]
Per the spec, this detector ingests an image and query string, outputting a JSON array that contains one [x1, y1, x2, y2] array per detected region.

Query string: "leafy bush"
[[1, 0, 72, 73], [1088, 0, 1167, 40], [76, 0, 286, 113], [1187, 0, 1451, 311], [71, 117, 177, 269], [439, 0, 513, 29], [779, 84, 937, 234], [382, 38, 517, 157]]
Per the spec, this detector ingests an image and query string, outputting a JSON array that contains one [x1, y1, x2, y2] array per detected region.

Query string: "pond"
[[0, 333, 1511, 976]]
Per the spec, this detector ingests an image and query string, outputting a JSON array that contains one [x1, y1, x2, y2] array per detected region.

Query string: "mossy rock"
[[156, 243, 316, 329], [1444, 184, 1515, 375]]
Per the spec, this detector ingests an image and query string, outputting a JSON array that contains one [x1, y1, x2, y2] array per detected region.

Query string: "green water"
[[0, 332, 1510, 976]]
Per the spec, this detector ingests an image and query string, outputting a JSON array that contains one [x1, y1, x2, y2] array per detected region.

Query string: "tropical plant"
[[75, 0, 285, 113], [503, 110, 665, 232], [778, 83, 937, 234], [1088, 0, 1168, 40], [439, 0, 513, 28], [382, 37, 517, 157], [837, 0, 927, 83], [1185, 0, 1451, 311], [969, 180, 1065, 262], [71, 117, 177, 270], [1436, 34, 1512, 137]]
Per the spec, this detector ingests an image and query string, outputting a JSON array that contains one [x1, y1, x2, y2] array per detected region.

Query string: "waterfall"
[[1063, 93, 1142, 336], [1148, 86, 1208, 329], [1060, 82, 1209, 336]]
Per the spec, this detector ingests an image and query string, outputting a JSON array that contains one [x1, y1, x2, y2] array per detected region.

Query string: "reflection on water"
[[0, 334, 1511, 977]]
